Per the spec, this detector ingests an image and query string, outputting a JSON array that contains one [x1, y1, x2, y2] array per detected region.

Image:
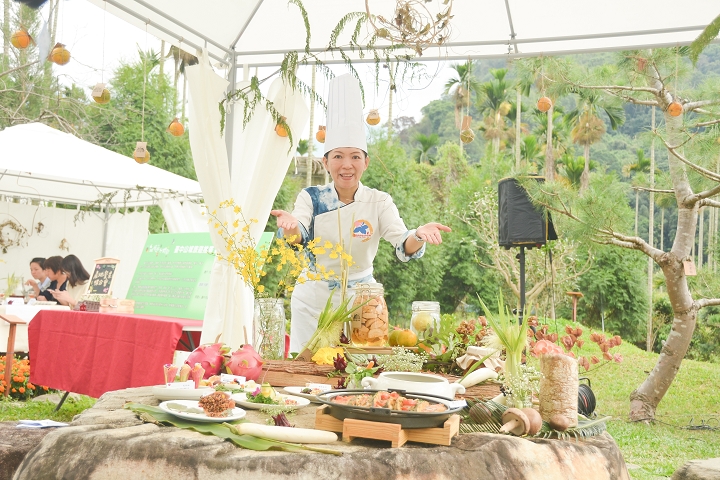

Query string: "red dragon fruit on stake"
[[185, 343, 231, 379], [225, 344, 264, 381]]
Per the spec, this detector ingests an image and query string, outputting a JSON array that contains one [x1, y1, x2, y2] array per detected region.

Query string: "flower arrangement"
[[206, 200, 351, 359], [0, 355, 50, 400], [531, 325, 624, 371]]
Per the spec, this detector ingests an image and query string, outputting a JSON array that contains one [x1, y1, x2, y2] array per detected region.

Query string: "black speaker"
[[498, 176, 557, 247]]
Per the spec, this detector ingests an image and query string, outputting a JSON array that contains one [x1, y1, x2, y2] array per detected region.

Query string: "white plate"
[[231, 392, 310, 410], [152, 385, 214, 401], [282, 386, 326, 403], [159, 400, 246, 423]]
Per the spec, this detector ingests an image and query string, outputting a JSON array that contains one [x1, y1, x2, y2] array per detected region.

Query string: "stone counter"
[[12, 387, 630, 480]]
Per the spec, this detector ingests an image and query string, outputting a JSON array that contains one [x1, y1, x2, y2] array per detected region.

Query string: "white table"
[[0, 304, 70, 353]]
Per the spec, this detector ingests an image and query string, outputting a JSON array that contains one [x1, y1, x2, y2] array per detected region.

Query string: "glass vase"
[[253, 298, 286, 360]]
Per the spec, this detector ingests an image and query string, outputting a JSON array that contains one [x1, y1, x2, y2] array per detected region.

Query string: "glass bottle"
[[350, 283, 388, 347], [410, 301, 441, 339], [253, 298, 286, 360]]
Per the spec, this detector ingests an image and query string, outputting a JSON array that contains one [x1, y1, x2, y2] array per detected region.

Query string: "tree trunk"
[[544, 104, 554, 181], [181, 74, 187, 122], [647, 106, 655, 353], [698, 207, 704, 270], [580, 143, 590, 191], [515, 86, 521, 169], [159, 40, 165, 78], [634, 190, 639, 237], [660, 208, 664, 252], [629, 113, 698, 422], [3, 0, 10, 65]]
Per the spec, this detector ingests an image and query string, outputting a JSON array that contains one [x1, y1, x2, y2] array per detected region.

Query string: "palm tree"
[[413, 133, 439, 164], [655, 193, 676, 253], [167, 46, 198, 121], [296, 139, 309, 156], [623, 149, 652, 236], [443, 60, 481, 129], [477, 69, 513, 156], [558, 153, 591, 188], [519, 135, 544, 167], [567, 90, 625, 191], [532, 106, 570, 178]]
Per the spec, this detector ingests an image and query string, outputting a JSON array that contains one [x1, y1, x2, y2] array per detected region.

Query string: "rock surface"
[[13, 387, 631, 480], [0, 422, 52, 480], [673, 458, 720, 480]]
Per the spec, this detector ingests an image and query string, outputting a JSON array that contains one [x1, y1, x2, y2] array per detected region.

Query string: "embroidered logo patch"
[[352, 219, 374, 242]]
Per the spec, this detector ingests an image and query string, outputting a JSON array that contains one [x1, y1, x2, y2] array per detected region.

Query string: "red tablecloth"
[[28, 310, 203, 398]]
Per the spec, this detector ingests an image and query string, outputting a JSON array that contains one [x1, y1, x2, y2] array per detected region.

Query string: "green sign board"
[[127, 232, 274, 320], [127, 233, 215, 319]]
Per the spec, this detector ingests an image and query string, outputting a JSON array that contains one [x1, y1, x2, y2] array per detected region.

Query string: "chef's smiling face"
[[323, 147, 369, 190]]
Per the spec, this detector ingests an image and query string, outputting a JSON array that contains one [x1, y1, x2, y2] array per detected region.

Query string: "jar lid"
[[412, 300, 440, 311], [354, 282, 384, 292]]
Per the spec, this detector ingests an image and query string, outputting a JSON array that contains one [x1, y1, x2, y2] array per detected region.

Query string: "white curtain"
[[159, 198, 207, 233], [186, 50, 309, 348], [105, 210, 150, 299]]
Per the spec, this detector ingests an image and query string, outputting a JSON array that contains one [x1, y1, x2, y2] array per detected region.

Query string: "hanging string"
[[101, 2, 107, 83], [674, 45, 679, 100], [141, 23, 148, 142]]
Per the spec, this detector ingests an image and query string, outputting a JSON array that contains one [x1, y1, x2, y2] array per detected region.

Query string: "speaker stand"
[[517, 245, 526, 325]]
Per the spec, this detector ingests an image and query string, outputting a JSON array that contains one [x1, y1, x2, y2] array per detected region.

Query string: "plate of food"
[[231, 391, 310, 410], [159, 394, 246, 423], [282, 386, 330, 403], [152, 385, 214, 401]]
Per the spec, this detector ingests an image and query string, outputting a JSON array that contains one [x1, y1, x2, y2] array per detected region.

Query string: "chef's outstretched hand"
[[270, 210, 299, 231], [416, 223, 452, 245]]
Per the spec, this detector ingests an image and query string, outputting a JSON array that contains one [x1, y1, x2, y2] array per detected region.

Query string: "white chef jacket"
[[281, 182, 425, 352]]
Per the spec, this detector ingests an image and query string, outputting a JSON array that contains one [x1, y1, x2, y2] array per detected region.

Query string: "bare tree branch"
[[0, 61, 39, 79], [603, 230, 664, 259], [663, 140, 720, 183], [699, 198, 720, 208], [694, 184, 720, 201], [697, 298, 720, 309], [693, 118, 720, 128], [631, 186, 675, 194], [604, 90, 659, 106], [684, 99, 720, 110]]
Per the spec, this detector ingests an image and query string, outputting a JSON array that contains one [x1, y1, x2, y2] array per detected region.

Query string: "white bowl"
[[361, 371, 465, 399], [152, 385, 214, 401]]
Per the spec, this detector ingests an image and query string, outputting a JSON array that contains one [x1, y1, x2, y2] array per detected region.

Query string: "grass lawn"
[[0, 395, 96, 423], [573, 331, 720, 479]]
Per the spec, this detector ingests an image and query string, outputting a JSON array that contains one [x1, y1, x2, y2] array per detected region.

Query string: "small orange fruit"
[[134, 151, 150, 164], [537, 96, 552, 112], [316, 125, 326, 143], [667, 102, 683, 117], [50, 43, 71, 66], [366, 109, 381, 125], [11, 30, 31, 49], [167, 118, 185, 136], [460, 128, 475, 144], [275, 116, 288, 137], [92, 89, 111, 105]]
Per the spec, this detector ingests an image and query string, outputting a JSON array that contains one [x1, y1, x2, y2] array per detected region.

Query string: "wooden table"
[[28, 310, 203, 399]]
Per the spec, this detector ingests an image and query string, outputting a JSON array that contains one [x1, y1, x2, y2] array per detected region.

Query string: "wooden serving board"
[[314, 405, 460, 448]]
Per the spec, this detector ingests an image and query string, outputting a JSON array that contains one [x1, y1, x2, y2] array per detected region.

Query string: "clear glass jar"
[[410, 301, 441, 339], [350, 283, 389, 347], [253, 298, 286, 360]]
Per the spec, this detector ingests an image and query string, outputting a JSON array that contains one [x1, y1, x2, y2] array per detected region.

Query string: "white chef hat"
[[324, 74, 367, 156]]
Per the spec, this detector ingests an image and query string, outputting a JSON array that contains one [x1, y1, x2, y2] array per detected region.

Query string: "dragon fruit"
[[185, 343, 231, 379], [225, 344, 264, 381]]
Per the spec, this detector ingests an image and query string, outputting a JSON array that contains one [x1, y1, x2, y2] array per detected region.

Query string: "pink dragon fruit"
[[185, 343, 231, 379], [225, 344, 264, 381]]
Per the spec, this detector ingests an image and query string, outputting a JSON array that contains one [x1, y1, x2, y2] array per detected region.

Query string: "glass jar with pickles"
[[350, 283, 388, 346], [410, 301, 441, 339]]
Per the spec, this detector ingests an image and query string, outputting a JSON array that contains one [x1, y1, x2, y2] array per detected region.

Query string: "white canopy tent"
[[85, 0, 718, 68], [79, 0, 719, 348], [0, 122, 204, 299], [0, 122, 203, 207]]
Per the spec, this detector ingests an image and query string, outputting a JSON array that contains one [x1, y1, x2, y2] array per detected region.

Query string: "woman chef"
[[271, 74, 451, 353]]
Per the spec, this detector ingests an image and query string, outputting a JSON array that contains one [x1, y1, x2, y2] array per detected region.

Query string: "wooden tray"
[[314, 405, 459, 448], [262, 360, 336, 388]]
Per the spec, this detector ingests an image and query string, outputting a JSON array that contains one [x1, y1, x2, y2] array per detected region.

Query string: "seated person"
[[52, 255, 90, 308], [37, 256, 68, 303], [25, 257, 51, 297]]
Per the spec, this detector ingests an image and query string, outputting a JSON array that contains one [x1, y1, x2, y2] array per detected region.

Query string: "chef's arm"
[[404, 222, 452, 255]]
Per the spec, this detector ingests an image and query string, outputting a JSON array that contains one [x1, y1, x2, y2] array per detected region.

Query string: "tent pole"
[[102, 204, 110, 257], [225, 49, 237, 176]]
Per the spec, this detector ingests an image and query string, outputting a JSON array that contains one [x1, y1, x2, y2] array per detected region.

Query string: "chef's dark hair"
[[30, 257, 45, 268], [324, 149, 368, 159]]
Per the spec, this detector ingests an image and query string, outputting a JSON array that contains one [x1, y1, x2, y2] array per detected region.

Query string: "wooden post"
[[566, 292, 583, 323], [1, 314, 27, 397]]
